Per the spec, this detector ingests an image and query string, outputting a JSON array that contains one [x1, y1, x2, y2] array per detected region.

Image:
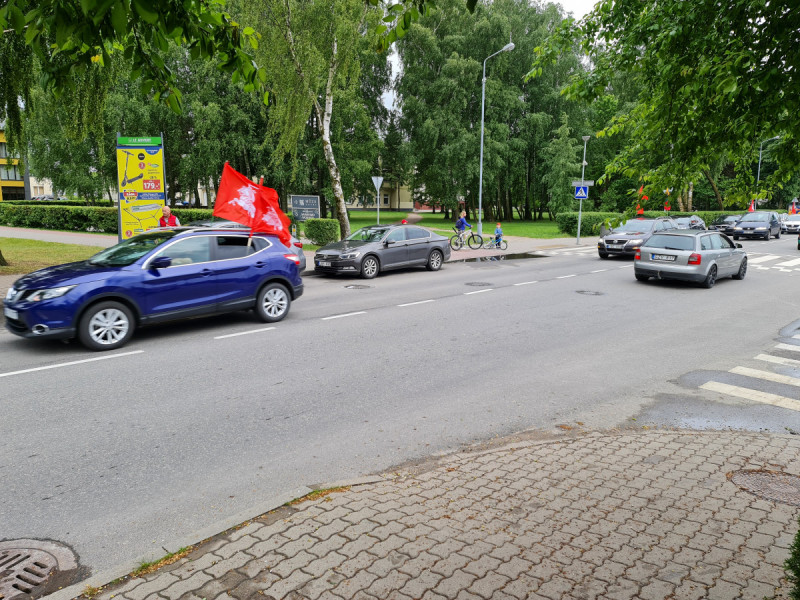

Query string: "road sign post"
[[371, 176, 384, 224]]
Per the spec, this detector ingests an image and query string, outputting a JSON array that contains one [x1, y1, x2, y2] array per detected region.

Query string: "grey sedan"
[[633, 230, 747, 288], [314, 224, 451, 278]]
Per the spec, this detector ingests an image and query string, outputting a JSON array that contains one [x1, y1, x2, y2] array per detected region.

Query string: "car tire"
[[599, 251, 609, 259], [635, 274, 649, 282], [426, 249, 443, 271], [78, 301, 135, 351], [255, 282, 291, 322], [732, 257, 747, 280], [764, 232, 770, 240], [361, 256, 379, 279], [775, 230, 780, 239], [702, 265, 718, 289]]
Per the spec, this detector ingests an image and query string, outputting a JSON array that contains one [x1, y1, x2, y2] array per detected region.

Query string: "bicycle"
[[449, 227, 483, 250], [481, 236, 508, 251]]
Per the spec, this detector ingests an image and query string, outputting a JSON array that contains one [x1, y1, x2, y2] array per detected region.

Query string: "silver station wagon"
[[633, 230, 747, 288]]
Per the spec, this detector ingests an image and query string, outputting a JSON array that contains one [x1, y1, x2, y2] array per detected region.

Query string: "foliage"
[[304, 218, 341, 245], [528, 0, 800, 205], [541, 114, 580, 216], [555, 211, 620, 237], [0, 204, 118, 233]]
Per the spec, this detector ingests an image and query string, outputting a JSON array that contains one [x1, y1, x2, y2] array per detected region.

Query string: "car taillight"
[[634, 250, 641, 260], [284, 253, 300, 265], [688, 253, 701, 265]]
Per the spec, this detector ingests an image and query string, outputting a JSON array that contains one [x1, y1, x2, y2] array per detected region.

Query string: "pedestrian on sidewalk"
[[159, 206, 180, 227]]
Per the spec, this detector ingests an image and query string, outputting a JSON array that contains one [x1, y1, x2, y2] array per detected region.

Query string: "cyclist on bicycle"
[[455, 211, 471, 236]]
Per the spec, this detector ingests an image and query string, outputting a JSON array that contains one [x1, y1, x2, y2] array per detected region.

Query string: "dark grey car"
[[732, 211, 781, 240], [598, 217, 679, 258], [314, 224, 451, 278]]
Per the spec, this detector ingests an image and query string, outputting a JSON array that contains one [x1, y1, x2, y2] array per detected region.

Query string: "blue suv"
[[3, 228, 303, 350]]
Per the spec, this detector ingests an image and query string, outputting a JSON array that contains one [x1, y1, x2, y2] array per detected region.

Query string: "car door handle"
[[202, 269, 213, 277], [254, 261, 267, 268]]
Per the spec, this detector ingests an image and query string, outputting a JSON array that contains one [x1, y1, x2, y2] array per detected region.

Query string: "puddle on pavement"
[[452, 252, 549, 263]]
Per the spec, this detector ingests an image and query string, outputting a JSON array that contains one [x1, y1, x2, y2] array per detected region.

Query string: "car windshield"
[[644, 234, 695, 251], [346, 227, 390, 242], [88, 231, 178, 266], [787, 215, 800, 222], [613, 220, 655, 233], [740, 213, 769, 222]]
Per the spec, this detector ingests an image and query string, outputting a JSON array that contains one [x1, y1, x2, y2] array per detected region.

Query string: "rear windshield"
[[644, 234, 695, 251]]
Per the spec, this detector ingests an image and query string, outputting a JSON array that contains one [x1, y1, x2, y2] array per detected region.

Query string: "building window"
[[383, 193, 389, 206], [0, 143, 5, 158], [0, 164, 23, 181]]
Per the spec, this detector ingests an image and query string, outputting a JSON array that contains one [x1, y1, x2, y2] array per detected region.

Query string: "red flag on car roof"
[[748, 200, 755, 212], [791, 203, 797, 215], [214, 163, 292, 248]]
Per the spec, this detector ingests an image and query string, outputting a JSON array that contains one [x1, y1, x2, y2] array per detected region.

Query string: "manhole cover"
[[344, 285, 370, 289], [576, 290, 603, 296], [729, 470, 800, 506], [466, 282, 492, 287], [0, 540, 80, 600]]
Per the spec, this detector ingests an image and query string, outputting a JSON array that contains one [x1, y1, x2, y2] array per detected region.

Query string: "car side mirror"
[[385, 239, 395, 245], [150, 256, 172, 269], [736, 243, 743, 248]]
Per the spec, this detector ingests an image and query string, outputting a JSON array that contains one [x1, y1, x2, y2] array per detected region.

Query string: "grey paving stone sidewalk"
[[90, 430, 800, 600]]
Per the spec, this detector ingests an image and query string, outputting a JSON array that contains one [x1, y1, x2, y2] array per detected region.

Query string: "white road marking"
[[619, 265, 633, 269], [775, 343, 800, 353], [776, 258, 800, 267], [513, 281, 538, 286], [591, 269, 608, 273], [730, 366, 800, 387], [556, 274, 576, 279], [700, 381, 800, 412], [793, 335, 800, 340], [464, 289, 493, 295], [756, 354, 800, 367], [0, 350, 144, 379], [398, 299, 435, 307], [322, 311, 366, 320], [214, 327, 276, 339], [749, 255, 782, 264]]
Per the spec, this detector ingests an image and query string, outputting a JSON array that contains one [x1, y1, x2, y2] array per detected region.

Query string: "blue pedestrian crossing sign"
[[575, 186, 588, 199]]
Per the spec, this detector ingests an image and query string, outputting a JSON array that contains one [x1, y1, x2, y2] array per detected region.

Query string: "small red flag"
[[664, 201, 671, 211], [748, 201, 755, 212], [791, 203, 797, 215], [214, 163, 292, 248]]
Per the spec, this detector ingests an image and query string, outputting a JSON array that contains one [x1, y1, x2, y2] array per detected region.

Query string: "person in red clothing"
[[158, 205, 180, 227]]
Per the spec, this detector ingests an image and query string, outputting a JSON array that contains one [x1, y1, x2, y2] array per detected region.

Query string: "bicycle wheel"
[[449, 235, 463, 250], [467, 232, 483, 249], [499, 240, 508, 250]]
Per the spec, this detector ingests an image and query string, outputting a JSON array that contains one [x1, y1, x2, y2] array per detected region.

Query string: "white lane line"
[[0, 350, 144, 379], [730, 366, 800, 387], [756, 354, 800, 367], [322, 311, 366, 320], [513, 281, 538, 286], [398, 299, 435, 307], [215, 327, 276, 340], [793, 335, 800, 340], [700, 381, 800, 411], [556, 274, 576, 279], [749, 255, 782, 264], [775, 343, 800, 353], [619, 265, 633, 269], [591, 269, 608, 273], [776, 258, 800, 267], [464, 289, 493, 295]]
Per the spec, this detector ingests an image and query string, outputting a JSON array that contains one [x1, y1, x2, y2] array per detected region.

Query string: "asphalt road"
[[2, 235, 799, 581]]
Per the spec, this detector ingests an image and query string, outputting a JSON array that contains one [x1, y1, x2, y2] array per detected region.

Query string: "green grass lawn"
[[0, 237, 100, 275]]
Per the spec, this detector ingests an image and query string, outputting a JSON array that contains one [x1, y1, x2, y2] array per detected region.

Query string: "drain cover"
[[729, 470, 800, 506], [344, 285, 370, 289], [466, 282, 493, 287], [576, 290, 603, 296], [0, 540, 80, 600]]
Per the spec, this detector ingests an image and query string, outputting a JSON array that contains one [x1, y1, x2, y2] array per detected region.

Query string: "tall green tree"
[[541, 114, 580, 216]]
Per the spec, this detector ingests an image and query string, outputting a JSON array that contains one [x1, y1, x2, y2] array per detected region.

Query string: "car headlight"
[[339, 251, 361, 259], [28, 285, 76, 302], [756, 226, 766, 230], [5, 287, 15, 300], [627, 239, 644, 246], [734, 226, 743, 230]]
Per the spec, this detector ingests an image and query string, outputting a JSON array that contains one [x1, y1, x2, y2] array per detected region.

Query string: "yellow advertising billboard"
[[116, 136, 166, 240]]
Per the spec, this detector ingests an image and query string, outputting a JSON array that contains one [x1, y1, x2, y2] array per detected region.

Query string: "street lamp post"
[[756, 135, 780, 205], [576, 135, 590, 245], [478, 40, 514, 237]]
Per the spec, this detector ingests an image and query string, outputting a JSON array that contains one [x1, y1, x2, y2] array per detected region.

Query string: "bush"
[[304, 218, 340, 245], [555, 212, 622, 237], [0, 204, 118, 232]]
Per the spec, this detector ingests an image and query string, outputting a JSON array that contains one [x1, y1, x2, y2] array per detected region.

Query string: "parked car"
[[185, 219, 306, 272], [314, 224, 451, 278], [633, 230, 747, 288], [732, 211, 781, 240], [672, 216, 706, 230], [708, 214, 742, 235], [782, 213, 800, 234], [597, 217, 679, 258], [3, 228, 303, 350]]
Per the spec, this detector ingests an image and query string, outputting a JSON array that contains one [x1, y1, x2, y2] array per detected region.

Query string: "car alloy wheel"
[[256, 282, 290, 322], [79, 301, 134, 351], [426, 249, 443, 271], [702, 265, 718, 289], [361, 256, 379, 279], [733, 257, 747, 280]]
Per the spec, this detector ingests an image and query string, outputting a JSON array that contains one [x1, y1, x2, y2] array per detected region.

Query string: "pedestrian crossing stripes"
[[700, 381, 800, 412]]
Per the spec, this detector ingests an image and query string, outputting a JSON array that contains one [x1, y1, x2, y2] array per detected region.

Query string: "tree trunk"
[[0, 249, 7, 266], [703, 169, 724, 209], [687, 181, 694, 212]]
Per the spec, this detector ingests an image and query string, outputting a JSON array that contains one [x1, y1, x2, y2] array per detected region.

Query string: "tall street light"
[[478, 40, 514, 236], [755, 135, 780, 206], [576, 135, 591, 245]]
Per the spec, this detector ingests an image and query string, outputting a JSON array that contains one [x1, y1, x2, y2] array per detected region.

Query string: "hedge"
[[555, 211, 751, 237], [304, 218, 340, 246]]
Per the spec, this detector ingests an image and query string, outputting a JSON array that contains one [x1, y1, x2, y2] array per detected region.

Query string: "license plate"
[[318, 261, 331, 267], [4, 307, 19, 319], [652, 254, 676, 262]]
